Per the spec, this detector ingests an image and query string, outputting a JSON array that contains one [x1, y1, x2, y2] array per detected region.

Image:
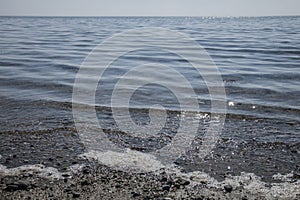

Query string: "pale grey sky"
[[0, 0, 299, 16]]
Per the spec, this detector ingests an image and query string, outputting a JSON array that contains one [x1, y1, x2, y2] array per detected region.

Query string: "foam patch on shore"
[[0, 164, 63, 180], [0, 163, 86, 180], [180, 170, 300, 199], [80, 149, 165, 172]]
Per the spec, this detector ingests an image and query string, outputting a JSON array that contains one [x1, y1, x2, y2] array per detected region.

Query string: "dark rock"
[[131, 191, 140, 197], [72, 192, 80, 198], [162, 185, 170, 191], [166, 177, 174, 186], [62, 173, 70, 178], [160, 176, 168, 182], [183, 180, 190, 186], [224, 184, 233, 193], [64, 187, 72, 193], [176, 178, 190, 186], [174, 183, 181, 189], [5, 184, 19, 191], [5, 181, 29, 191], [82, 168, 90, 174], [293, 173, 300, 179], [200, 180, 207, 184], [81, 180, 91, 186]]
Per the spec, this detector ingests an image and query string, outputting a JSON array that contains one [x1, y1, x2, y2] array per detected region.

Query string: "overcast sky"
[[0, 0, 299, 16]]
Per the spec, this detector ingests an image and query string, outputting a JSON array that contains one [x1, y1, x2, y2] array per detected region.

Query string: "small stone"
[[224, 184, 233, 193], [166, 177, 174, 186], [48, 157, 54, 161], [81, 180, 91, 186], [82, 168, 90, 174], [5, 184, 19, 191], [183, 180, 190, 185], [64, 189, 71, 193], [291, 149, 298, 153], [72, 192, 80, 198], [131, 192, 140, 197], [174, 183, 181, 189], [62, 173, 70, 178], [5, 181, 29, 191], [162, 185, 170, 191], [176, 178, 190, 186], [160, 176, 168, 182], [293, 173, 300, 179]]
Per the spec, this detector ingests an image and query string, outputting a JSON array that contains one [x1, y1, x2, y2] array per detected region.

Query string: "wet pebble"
[[72, 191, 80, 198], [81, 180, 91, 186], [293, 173, 300, 179], [224, 184, 233, 193], [5, 181, 29, 191], [175, 178, 190, 186], [82, 168, 90, 174], [131, 191, 141, 197], [48, 157, 54, 161], [162, 185, 171, 191], [62, 173, 71, 178]]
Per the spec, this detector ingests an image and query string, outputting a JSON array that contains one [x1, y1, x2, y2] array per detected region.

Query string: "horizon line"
[[0, 14, 299, 18]]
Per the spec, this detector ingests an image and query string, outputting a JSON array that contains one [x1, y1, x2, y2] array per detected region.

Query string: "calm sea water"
[[0, 16, 299, 180], [0, 16, 299, 120]]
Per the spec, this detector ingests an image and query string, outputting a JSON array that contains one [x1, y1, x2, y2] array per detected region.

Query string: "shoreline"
[[1, 159, 299, 200]]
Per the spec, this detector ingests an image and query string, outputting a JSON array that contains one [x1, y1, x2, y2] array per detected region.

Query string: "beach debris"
[[228, 101, 235, 106]]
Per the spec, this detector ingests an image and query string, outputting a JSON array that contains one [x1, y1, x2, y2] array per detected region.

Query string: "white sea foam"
[[0, 164, 63, 180], [0, 163, 86, 180], [80, 149, 165, 172]]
